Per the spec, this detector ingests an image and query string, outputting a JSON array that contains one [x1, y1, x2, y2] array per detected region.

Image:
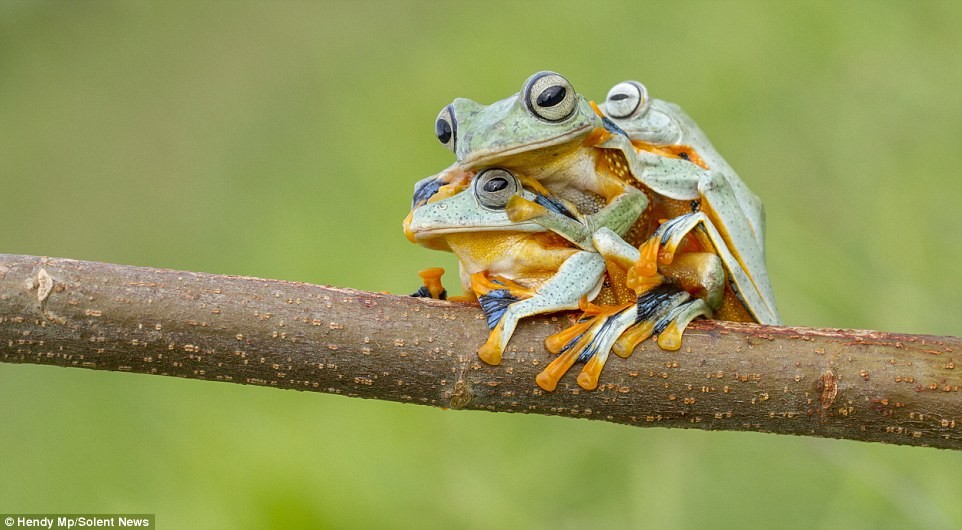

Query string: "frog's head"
[[404, 168, 549, 249], [601, 80, 683, 145], [433, 71, 602, 167]]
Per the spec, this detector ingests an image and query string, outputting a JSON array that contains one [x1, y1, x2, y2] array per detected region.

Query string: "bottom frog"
[[404, 167, 726, 391]]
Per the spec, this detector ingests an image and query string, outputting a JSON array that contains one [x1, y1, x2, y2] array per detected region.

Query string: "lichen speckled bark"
[[1, 254, 959, 450]]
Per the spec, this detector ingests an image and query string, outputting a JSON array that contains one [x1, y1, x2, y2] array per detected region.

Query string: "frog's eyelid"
[[435, 104, 457, 152], [605, 81, 650, 119], [522, 71, 577, 123], [474, 168, 520, 210]]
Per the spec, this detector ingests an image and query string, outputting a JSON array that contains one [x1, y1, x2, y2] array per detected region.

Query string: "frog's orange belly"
[[442, 231, 578, 289]]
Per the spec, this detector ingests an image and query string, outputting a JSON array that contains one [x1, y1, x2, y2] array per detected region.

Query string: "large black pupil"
[[609, 93, 630, 101], [435, 118, 452, 144], [483, 177, 508, 192], [537, 85, 566, 108]]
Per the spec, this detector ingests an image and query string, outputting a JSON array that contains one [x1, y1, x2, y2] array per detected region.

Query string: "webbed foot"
[[612, 284, 713, 356], [629, 213, 703, 283], [537, 302, 636, 391]]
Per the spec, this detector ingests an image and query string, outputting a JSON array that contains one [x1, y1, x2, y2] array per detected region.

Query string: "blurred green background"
[[2, 1, 961, 528]]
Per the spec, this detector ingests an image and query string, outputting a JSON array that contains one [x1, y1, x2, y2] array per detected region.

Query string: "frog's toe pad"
[[411, 267, 447, 299], [536, 345, 581, 392], [654, 298, 712, 351], [634, 237, 661, 278], [478, 323, 506, 365], [478, 289, 519, 329], [576, 354, 607, 391], [612, 321, 654, 358], [478, 340, 503, 365], [657, 321, 684, 351]]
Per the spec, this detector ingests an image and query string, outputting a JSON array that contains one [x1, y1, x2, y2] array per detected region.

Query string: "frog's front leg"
[[583, 185, 649, 238], [596, 226, 725, 352], [506, 185, 648, 250], [617, 153, 779, 325], [476, 250, 606, 365], [630, 210, 778, 325]]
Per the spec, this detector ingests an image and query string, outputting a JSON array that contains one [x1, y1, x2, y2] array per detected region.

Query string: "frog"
[[599, 80, 781, 326], [404, 166, 726, 390]]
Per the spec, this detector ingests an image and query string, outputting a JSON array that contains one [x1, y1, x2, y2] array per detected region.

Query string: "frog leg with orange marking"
[[629, 211, 778, 325], [535, 228, 725, 390], [469, 271, 535, 299], [537, 284, 714, 390], [476, 250, 606, 366], [600, 137, 780, 324], [506, 185, 648, 250], [598, 225, 724, 352], [610, 284, 711, 356], [543, 297, 604, 354]]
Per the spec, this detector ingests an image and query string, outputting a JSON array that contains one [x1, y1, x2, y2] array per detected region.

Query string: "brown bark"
[[1, 254, 959, 449]]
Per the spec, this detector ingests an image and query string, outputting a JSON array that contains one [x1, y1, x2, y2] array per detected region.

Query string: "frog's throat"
[[459, 123, 594, 167]]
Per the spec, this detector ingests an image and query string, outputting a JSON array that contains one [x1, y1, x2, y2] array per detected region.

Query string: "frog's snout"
[[402, 210, 417, 243]]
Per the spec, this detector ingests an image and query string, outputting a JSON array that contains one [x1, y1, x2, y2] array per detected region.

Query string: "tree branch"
[[1, 254, 959, 450]]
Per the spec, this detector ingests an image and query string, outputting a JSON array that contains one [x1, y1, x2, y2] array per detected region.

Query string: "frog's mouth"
[[408, 223, 544, 240], [403, 207, 545, 244], [460, 124, 594, 167]]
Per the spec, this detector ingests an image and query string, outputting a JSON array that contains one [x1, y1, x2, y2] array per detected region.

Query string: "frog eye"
[[523, 71, 577, 122], [435, 104, 457, 152], [474, 168, 520, 210], [605, 81, 649, 119]]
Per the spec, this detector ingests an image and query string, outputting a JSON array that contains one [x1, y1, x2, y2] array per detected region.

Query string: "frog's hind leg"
[[507, 186, 649, 251], [594, 226, 720, 353], [476, 251, 606, 365], [581, 308, 645, 391]]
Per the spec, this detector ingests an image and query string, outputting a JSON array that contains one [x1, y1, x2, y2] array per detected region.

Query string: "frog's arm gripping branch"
[[1, 254, 960, 450]]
